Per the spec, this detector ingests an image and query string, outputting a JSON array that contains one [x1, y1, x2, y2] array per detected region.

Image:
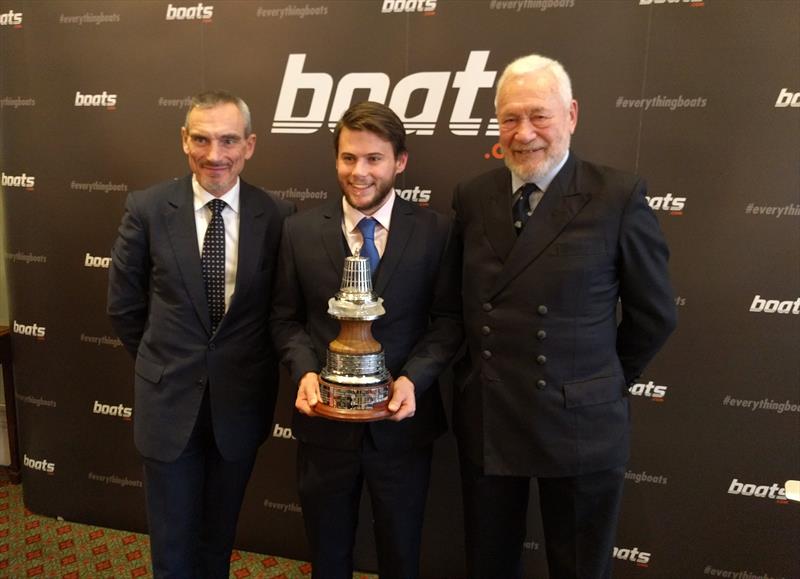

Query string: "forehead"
[[337, 127, 394, 155], [497, 71, 562, 112], [186, 103, 246, 135]]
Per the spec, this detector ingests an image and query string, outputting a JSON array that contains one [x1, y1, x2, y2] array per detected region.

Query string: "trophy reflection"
[[316, 251, 392, 421]]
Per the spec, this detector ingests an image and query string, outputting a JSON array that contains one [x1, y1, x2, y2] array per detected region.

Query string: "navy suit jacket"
[[270, 196, 462, 452], [107, 175, 294, 462], [452, 153, 677, 477]]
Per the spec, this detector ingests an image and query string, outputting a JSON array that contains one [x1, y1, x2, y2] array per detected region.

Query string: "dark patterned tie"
[[356, 217, 380, 277], [201, 199, 226, 332], [512, 183, 539, 235]]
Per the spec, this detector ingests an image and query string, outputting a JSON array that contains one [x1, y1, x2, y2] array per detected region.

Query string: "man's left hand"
[[387, 376, 416, 422]]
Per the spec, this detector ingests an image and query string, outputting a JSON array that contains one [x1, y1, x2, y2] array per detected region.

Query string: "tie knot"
[[208, 199, 226, 216], [518, 183, 539, 200], [357, 217, 377, 239]]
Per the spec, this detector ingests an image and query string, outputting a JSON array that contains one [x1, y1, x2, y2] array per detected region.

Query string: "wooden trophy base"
[[316, 376, 393, 422]]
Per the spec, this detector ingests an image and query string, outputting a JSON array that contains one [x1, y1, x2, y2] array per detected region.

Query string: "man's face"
[[496, 70, 578, 182], [336, 127, 407, 216], [181, 103, 256, 197]]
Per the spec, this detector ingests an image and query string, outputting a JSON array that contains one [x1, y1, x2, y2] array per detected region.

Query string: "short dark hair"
[[333, 101, 407, 158], [185, 90, 252, 135]]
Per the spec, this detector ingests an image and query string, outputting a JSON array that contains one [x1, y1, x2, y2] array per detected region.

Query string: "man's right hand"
[[296, 372, 321, 416]]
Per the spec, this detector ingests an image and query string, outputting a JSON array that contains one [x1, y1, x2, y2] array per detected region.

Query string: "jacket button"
[[482, 303, 493, 312], [536, 330, 547, 340], [196, 378, 205, 388], [209, 343, 216, 351], [536, 379, 547, 389], [537, 305, 548, 315], [536, 355, 547, 365], [481, 350, 492, 360], [481, 326, 491, 336]]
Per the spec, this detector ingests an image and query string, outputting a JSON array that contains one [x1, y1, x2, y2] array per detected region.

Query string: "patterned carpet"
[[0, 479, 375, 578]]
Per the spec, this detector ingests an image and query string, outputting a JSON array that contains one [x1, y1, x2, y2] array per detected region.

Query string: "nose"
[[352, 157, 369, 177], [206, 139, 223, 162], [515, 117, 537, 143]]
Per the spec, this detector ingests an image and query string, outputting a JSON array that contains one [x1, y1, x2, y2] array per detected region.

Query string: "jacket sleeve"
[[107, 191, 150, 358], [616, 178, 678, 383], [399, 215, 464, 395], [269, 218, 323, 385]]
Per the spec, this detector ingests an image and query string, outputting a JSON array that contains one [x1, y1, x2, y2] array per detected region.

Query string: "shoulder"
[[283, 197, 339, 229], [457, 166, 509, 193], [574, 156, 643, 197], [241, 180, 296, 218], [400, 196, 450, 228], [453, 167, 509, 210], [129, 176, 187, 202], [124, 176, 190, 218]]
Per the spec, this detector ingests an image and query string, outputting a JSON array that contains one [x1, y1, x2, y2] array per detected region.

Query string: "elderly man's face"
[[181, 103, 256, 197], [496, 70, 577, 182]]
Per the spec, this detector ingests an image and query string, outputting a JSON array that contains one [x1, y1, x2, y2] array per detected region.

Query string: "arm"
[[269, 219, 324, 416], [616, 179, 678, 383], [390, 216, 464, 419], [107, 192, 150, 358]]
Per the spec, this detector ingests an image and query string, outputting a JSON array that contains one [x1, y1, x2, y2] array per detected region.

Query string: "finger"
[[295, 396, 311, 415], [302, 382, 319, 407], [388, 392, 404, 412], [390, 398, 416, 421]]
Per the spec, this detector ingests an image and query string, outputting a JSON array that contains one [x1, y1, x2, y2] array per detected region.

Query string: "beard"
[[341, 180, 395, 215], [503, 146, 564, 183]]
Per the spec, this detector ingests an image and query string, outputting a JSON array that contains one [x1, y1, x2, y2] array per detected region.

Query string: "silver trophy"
[[316, 251, 392, 421]]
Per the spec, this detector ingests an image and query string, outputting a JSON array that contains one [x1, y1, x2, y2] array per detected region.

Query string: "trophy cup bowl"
[[316, 252, 393, 421]]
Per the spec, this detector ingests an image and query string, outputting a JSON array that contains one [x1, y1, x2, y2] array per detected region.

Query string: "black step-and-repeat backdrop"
[[2, 1, 799, 577]]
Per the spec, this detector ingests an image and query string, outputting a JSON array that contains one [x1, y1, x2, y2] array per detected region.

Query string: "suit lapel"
[[489, 155, 591, 298], [321, 200, 346, 282], [165, 177, 211, 334], [227, 182, 265, 319], [481, 169, 516, 263], [374, 197, 415, 296]]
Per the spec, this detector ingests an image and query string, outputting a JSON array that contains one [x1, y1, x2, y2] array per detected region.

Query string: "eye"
[[368, 155, 383, 163], [192, 135, 208, 144]]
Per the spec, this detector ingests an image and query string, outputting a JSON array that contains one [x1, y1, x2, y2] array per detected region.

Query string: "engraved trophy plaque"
[[316, 252, 392, 421]]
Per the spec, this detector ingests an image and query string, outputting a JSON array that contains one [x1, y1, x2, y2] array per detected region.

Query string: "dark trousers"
[[297, 435, 433, 579], [142, 391, 257, 579], [460, 453, 625, 579]]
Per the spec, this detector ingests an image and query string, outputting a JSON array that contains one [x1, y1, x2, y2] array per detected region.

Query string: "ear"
[[395, 151, 409, 174], [568, 100, 578, 134], [181, 126, 190, 154], [244, 133, 257, 160]]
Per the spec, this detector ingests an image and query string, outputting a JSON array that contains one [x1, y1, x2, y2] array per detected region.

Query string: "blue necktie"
[[356, 217, 380, 277], [201, 199, 226, 332]]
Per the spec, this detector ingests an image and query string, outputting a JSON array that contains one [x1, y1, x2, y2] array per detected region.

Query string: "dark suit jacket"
[[452, 153, 677, 477], [107, 175, 293, 462], [270, 196, 462, 452]]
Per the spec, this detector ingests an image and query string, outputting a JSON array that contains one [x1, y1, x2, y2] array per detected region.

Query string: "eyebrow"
[[190, 131, 242, 140], [340, 151, 385, 157]]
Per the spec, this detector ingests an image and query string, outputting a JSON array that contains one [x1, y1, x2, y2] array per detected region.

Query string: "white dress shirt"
[[341, 190, 396, 258], [192, 176, 240, 311]]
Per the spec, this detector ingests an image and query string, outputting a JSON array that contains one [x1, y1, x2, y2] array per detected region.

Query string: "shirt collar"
[[342, 189, 396, 233], [192, 175, 241, 214], [511, 150, 570, 195]]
